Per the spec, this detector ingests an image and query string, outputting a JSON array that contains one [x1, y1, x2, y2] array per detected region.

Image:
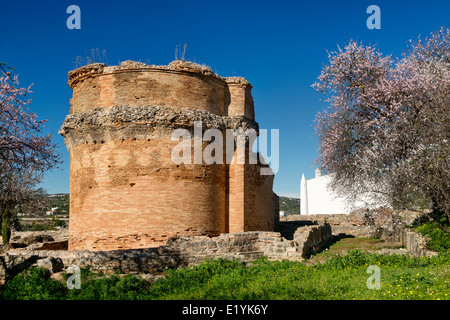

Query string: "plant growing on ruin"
[[312, 28, 450, 232], [73, 48, 108, 69], [0, 62, 61, 244], [175, 43, 187, 61]]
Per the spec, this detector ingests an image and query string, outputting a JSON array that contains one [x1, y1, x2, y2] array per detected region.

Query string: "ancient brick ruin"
[[59, 60, 279, 251], [1, 208, 435, 285]]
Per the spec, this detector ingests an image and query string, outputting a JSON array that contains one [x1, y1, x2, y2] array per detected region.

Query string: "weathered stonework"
[[0, 225, 333, 284], [60, 60, 279, 251], [282, 208, 422, 242], [59, 105, 259, 149], [1, 214, 438, 285], [402, 230, 437, 258]]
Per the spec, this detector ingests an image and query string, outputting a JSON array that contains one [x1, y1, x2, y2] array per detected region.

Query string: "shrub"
[[65, 268, 150, 300], [0, 268, 66, 300], [414, 222, 450, 253]]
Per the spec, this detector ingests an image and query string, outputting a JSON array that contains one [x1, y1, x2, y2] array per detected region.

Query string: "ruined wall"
[[67, 61, 254, 119], [402, 230, 438, 258], [1, 226, 333, 284], [60, 60, 278, 251], [283, 208, 423, 242], [226, 79, 254, 119]]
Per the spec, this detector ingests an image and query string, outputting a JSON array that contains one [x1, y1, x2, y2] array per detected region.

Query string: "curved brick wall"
[[70, 69, 227, 115], [67, 60, 254, 118], [69, 138, 227, 250], [61, 60, 277, 251]]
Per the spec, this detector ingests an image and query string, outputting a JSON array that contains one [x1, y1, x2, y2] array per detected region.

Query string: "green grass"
[[1, 251, 448, 300], [146, 253, 449, 300], [2, 222, 448, 300]]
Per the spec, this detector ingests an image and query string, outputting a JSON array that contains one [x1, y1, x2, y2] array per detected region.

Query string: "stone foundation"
[[0, 225, 333, 284], [282, 208, 423, 242], [402, 230, 438, 258]]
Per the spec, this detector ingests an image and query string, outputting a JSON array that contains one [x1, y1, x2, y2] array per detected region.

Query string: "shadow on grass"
[[309, 234, 356, 258]]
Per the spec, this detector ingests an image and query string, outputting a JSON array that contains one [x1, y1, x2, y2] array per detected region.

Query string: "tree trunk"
[[1, 207, 11, 245], [0, 207, 2, 236], [426, 204, 450, 234]]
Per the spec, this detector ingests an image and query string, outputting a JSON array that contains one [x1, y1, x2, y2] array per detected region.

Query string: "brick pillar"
[[226, 81, 254, 120], [228, 149, 245, 233]]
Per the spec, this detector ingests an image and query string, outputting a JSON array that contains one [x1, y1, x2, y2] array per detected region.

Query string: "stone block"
[[37, 257, 64, 273]]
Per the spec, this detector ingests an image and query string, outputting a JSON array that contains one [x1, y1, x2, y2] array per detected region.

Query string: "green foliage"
[[279, 196, 300, 215], [44, 194, 70, 215], [1, 252, 448, 300], [318, 249, 450, 270], [414, 222, 450, 253], [0, 268, 66, 300], [19, 217, 67, 231], [2, 223, 447, 300], [66, 269, 150, 300], [1, 207, 11, 244], [20, 221, 52, 231], [51, 217, 67, 228]]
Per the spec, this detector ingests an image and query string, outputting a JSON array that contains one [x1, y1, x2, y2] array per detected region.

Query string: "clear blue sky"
[[0, 0, 448, 197]]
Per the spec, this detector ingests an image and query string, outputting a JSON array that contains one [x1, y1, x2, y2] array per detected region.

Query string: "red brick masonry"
[[60, 60, 278, 251]]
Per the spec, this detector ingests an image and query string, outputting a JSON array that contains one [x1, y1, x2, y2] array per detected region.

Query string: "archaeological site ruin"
[[59, 60, 279, 251]]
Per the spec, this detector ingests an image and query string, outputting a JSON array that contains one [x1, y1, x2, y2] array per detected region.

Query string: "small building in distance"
[[46, 207, 59, 215]]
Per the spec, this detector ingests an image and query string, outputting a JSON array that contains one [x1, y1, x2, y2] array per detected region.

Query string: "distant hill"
[[279, 196, 300, 215], [32, 193, 299, 217], [40, 193, 70, 215]]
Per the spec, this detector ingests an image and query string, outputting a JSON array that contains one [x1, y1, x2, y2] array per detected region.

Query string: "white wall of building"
[[305, 175, 350, 214], [300, 170, 391, 215]]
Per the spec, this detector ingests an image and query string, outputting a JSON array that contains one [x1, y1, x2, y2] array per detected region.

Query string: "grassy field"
[[306, 237, 404, 264], [132, 252, 449, 300], [1, 221, 448, 300], [1, 239, 448, 300]]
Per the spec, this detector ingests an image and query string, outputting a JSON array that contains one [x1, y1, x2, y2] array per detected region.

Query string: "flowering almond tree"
[[312, 28, 450, 231], [0, 62, 61, 244]]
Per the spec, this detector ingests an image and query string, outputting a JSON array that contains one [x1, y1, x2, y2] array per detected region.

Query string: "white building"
[[300, 168, 390, 215], [46, 207, 60, 215]]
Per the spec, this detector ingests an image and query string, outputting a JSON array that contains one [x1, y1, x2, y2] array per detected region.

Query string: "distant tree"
[[0, 62, 61, 244], [312, 28, 450, 232]]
